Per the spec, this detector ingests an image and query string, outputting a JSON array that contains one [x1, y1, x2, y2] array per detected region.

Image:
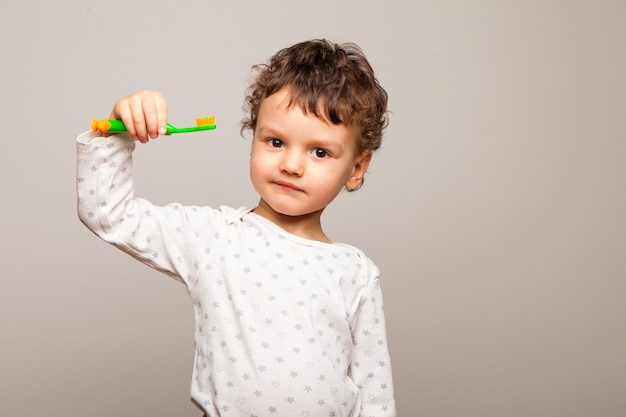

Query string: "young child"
[[77, 39, 396, 417]]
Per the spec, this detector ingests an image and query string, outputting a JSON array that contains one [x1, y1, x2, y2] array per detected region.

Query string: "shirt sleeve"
[[76, 132, 209, 287], [349, 268, 397, 417]]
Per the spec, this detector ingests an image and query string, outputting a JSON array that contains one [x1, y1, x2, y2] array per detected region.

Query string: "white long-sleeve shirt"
[[76, 132, 396, 417]]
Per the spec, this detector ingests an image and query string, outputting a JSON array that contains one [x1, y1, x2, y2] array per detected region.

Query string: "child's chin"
[[262, 196, 324, 218], [272, 204, 318, 218], [275, 208, 308, 217]]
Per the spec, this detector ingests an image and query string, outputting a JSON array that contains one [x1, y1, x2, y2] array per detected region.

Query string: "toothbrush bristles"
[[195, 116, 215, 127]]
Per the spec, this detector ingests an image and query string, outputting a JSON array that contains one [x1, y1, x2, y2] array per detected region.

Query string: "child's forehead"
[[264, 87, 351, 127], [263, 90, 353, 126]]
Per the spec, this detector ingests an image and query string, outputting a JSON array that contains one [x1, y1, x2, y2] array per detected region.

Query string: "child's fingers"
[[109, 95, 141, 141], [129, 94, 150, 142], [141, 92, 168, 139], [109, 91, 167, 143], [152, 92, 168, 136]]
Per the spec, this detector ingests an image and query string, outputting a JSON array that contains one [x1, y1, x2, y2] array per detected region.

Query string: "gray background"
[[2, 1, 625, 416]]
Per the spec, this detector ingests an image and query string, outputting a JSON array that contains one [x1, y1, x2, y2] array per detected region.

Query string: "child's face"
[[250, 88, 370, 219]]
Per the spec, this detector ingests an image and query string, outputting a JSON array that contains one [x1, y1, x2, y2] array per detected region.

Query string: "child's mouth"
[[275, 180, 302, 192]]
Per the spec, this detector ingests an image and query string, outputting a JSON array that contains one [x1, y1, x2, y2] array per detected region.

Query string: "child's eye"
[[312, 148, 329, 158], [268, 138, 283, 148]]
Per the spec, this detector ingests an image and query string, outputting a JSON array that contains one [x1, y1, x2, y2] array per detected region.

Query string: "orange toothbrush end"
[[92, 119, 111, 133]]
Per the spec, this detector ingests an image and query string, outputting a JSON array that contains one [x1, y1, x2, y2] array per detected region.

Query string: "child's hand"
[[109, 90, 168, 143]]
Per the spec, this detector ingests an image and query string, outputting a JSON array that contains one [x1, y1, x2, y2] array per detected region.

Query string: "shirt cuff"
[[77, 130, 104, 145]]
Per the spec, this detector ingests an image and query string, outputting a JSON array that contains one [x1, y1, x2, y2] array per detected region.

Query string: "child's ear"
[[345, 150, 372, 191]]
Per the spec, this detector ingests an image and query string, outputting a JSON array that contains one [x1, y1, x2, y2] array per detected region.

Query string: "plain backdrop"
[[1, 1, 625, 416]]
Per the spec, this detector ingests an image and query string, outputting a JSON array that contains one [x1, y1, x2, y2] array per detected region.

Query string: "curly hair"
[[241, 39, 388, 155]]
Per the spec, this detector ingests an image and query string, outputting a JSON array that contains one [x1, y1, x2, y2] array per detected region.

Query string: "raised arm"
[[76, 91, 206, 285]]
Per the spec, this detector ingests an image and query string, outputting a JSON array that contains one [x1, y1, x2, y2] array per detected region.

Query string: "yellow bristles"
[[195, 116, 215, 127]]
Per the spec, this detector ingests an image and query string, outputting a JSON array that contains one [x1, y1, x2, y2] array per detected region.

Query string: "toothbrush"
[[92, 116, 216, 134]]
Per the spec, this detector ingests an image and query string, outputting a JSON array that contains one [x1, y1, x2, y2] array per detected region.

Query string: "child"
[[77, 39, 396, 417]]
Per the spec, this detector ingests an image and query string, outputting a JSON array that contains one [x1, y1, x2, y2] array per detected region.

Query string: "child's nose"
[[280, 151, 304, 176]]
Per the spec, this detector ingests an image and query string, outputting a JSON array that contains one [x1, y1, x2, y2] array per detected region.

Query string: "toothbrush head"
[[165, 116, 216, 133], [194, 116, 215, 127]]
